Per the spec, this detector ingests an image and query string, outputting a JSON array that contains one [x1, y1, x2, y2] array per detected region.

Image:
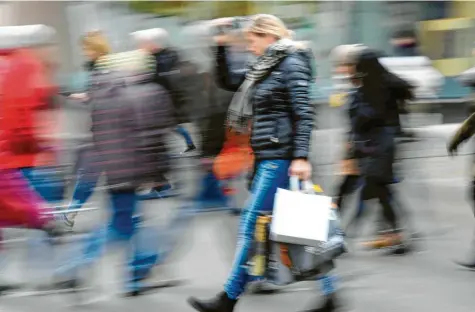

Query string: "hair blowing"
[[246, 14, 292, 39]]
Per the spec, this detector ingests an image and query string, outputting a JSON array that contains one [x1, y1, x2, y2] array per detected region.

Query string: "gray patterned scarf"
[[227, 39, 298, 133]]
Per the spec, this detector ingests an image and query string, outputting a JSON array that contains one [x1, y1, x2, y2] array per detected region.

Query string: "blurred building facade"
[[1, 1, 474, 97]]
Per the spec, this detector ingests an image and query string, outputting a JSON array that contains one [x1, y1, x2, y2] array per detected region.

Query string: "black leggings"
[[334, 175, 361, 214], [363, 178, 399, 231]]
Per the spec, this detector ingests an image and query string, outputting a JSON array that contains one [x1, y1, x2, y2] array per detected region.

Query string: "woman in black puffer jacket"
[[187, 14, 316, 312]]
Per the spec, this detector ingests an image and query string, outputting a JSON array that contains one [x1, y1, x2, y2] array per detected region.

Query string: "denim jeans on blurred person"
[[175, 125, 194, 147], [224, 159, 290, 299], [20, 167, 65, 204], [56, 191, 147, 290]]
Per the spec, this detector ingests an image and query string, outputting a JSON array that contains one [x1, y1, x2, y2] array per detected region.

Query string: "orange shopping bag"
[[213, 129, 254, 181]]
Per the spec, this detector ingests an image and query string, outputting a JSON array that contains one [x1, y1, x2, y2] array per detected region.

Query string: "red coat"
[[0, 49, 57, 169]]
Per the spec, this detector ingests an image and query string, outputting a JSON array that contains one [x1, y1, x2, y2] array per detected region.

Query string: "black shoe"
[[229, 208, 242, 216], [52, 278, 81, 291], [123, 290, 142, 297], [455, 259, 475, 269], [301, 294, 340, 312], [0, 283, 21, 296], [187, 291, 237, 312], [183, 144, 197, 154], [387, 244, 411, 255]]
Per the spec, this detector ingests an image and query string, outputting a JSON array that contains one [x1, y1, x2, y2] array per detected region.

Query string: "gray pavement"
[[2, 104, 475, 311]]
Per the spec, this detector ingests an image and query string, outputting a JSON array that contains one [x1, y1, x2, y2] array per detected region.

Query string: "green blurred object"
[[128, 1, 256, 17], [128, 0, 188, 16]]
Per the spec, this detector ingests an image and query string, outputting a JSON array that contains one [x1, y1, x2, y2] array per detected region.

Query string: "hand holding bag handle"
[[289, 176, 316, 194]]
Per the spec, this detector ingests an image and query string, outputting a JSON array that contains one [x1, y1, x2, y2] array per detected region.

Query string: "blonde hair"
[[245, 14, 292, 40], [81, 30, 110, 58]]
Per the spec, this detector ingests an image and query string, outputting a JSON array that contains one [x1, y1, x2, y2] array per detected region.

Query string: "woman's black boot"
[[187, 291, 237, 312]]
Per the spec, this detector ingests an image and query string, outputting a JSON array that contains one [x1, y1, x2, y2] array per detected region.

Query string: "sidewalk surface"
[[2, 105, 475, 312]]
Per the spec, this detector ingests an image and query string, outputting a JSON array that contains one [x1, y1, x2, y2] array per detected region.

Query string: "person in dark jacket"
[[448, 63, 475, 268], [448, 111, 475, 268], [54, 51, 175, 295], [345, 48, 408, 251], [132, 28, 196, 154], [187, 14, 319, 312], [330, 46, 417, 244], [390, 28, 420, 57]]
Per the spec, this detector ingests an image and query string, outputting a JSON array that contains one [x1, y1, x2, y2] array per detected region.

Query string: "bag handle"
[[289, 176, 315, 193]]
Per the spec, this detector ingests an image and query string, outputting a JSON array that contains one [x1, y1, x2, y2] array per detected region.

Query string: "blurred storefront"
[[122, 1, 474, 96], [0, 0, 473, 99]]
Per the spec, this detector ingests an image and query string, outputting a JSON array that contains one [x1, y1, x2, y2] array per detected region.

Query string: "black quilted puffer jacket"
[[215, 45, 315, 160]]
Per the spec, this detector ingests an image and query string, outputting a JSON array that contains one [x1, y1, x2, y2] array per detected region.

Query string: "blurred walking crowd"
[[1, 13, 475, 312]]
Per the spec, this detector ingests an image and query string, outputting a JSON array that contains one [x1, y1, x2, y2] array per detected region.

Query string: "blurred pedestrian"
[[448, 110, 475, 268], [0, 25, 67, 234], [179, 21, 247, 212], [54, 49, 175, 296], [132, 28, 196, 154], [63, 30, 111, 228], [390, 28, 420, 57], [329, 44, 367, 222], [344, 48, 410, 251]]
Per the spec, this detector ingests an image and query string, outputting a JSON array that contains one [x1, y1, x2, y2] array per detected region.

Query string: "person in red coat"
[[0, 46, 60, 233]]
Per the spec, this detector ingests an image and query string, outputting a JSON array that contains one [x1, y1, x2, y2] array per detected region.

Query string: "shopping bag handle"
[[289, 176, 314, 193]]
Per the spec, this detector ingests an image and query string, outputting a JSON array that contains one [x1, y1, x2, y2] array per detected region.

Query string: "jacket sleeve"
[[283, 55, 315, 160], [449, 112, 475, 149], [214, 46, 246, 92], [166, 51, 190, 111]]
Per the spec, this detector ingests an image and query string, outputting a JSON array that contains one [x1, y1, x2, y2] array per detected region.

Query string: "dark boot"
[[454, 257, 475, 269], [187, 291, 237, 312], [301, 294, 340, 312], [455, 260, 475, 269], [125, 266, 186, 297], [182, 144, 197, 154], [0, 283, 21, 296]]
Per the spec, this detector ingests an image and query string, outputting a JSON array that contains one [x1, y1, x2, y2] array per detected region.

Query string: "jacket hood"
[[293, 46, 316, 79]]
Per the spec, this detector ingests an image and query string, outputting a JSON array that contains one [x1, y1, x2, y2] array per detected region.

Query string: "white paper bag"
[[270, 188, 332, 246]]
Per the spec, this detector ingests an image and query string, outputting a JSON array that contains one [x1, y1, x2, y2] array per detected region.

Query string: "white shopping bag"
[[270, 177, 332, 246]]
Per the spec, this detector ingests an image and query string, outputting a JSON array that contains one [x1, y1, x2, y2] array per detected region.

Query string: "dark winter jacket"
[[152, 48, 190, 123], [347, 89, 395, 183], [87, 70, 174, 191], [215, 46, 315, 161]]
